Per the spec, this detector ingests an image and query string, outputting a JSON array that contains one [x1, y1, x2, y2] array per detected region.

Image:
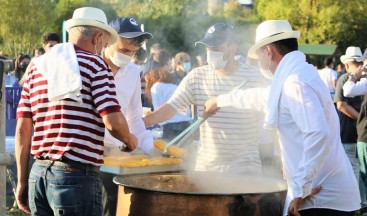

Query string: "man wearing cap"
[[15, 7, 137, 216], [144, 23, 269, 174], [101, 16, 154, 216], [203, 20, 360, 215]]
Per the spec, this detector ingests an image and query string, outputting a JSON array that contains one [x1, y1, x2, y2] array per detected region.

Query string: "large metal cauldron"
[[113, 173, 287, 216]]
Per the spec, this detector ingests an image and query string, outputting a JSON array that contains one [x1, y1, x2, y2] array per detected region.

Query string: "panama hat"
[[248, 20, 300, 59], [65, 7, 118, 45], [357, 49, 367, 62], [340, 46, 362, 64]]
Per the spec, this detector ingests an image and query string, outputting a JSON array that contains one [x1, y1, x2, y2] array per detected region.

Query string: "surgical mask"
[[109, 46, 133, 68], [19, 63, 29, 71], [207, 50, 229, 70], [182, 62, 191, 73], [94, 36, 104, 55], [258, 49, 273, 79]]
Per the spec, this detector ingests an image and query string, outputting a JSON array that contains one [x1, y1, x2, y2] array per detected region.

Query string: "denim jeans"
[[28, 160, 102, 216]]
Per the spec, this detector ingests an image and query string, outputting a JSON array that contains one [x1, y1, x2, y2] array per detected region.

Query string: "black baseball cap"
[[195, 23, 236, 47], [109, 17, 153, 39]]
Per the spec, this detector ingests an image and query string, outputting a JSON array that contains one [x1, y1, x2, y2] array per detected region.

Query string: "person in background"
[[343, 48, 367, 213], [172, 52, 191, 85], [196, 52, 207, 67], [145, 67, 192, 140], [334, 46, 365, 207], [144, 23, 269, 174], [41, 32, 60, 52], [15, 7, 137, 215], [101, 16, 154, 216], [132, 47, 147, 65], [19, 32, 60, 85], [33, 47, 45, 58], [142, 43, 163, 74], [337, 63, 347, 80], [203, 20, 360, 216], [318, 57, 338, 99], [13, 54, 31, 84]]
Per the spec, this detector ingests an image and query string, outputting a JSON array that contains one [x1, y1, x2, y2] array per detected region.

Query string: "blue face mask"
[[183, 62, 191, 73]]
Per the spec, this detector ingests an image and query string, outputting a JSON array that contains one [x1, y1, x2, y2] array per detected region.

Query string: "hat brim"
[[65, 18, 119, 45], [247, 31, 300, 59], [119, 32, 153, 39], [340, 55, 359, 64], [195, 39, 223, 48], [356, 55, 367, 62]]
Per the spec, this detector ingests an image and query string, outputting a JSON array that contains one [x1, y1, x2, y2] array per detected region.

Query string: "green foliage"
[[255, 0, 367, 52], [0, 0, 57, 57], [114, 0, 257, 57]]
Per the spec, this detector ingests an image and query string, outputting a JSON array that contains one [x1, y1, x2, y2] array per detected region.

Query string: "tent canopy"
[[299, 44, 337, 55]]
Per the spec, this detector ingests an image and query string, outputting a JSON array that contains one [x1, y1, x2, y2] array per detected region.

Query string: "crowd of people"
[[2, 5, 365, 216]]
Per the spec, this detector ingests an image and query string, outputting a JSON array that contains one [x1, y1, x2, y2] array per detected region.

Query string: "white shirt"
[[104, 63, 154, 153], [168, 62, 269, 174], [218, 52, 360, 213], [318, 67, 337, 94], [343, 77, 367, 97], [151, 82, 192, 125]]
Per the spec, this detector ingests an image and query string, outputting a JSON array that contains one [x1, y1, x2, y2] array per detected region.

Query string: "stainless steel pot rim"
[[113, 173, 288, 195]]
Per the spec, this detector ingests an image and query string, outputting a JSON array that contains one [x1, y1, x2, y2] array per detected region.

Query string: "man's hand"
[[16, 182, 31, 214], [287, 185, 322, 216], [203, 97, 220, 117], [124, 133, 138, 152]]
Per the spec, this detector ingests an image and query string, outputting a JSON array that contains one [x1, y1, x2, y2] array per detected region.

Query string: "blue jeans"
[[28, 160, 102, 216]]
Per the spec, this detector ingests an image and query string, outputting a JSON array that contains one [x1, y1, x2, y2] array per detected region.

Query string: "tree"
[[0, 0, 117, 58], [0, 0, 57, 57], [255, 0, 367, 53]]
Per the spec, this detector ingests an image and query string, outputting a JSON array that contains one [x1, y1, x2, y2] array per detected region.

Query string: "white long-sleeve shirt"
[[343, 77, 367, 97], [104, 63, 154, 153], [218, 52, 360, 213]]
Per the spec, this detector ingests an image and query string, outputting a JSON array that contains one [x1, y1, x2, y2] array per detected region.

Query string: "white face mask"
[[258, 49, 273, 79], [182, 62, 191, 73], [207, 50, 229, 70], [109, 46, 133, 68]]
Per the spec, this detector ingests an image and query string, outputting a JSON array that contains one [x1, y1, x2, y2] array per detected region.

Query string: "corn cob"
[[153, 139, 185, 159]]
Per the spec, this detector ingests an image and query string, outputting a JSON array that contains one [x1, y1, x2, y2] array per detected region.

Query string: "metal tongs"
[[162, 115, 209, 157]]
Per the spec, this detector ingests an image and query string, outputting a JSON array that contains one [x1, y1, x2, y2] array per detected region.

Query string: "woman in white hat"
[[203, 20, 360, 216]]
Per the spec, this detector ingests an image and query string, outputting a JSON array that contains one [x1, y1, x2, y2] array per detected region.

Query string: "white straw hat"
[[340, 46, 362, 64], [65, 7, 118, 45], [356, 49, 367, 62], [248, 20, 300, 59]]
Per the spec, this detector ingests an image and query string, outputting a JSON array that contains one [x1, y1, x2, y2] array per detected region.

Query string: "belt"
[[35, 158, 100, 173]]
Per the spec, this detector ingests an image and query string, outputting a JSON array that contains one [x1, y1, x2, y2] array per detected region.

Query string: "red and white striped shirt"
[[17, 46, 121, 166]]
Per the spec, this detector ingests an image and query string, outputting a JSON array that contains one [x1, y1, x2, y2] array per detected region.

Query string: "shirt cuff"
[[217, 94, 231, 108], [292, 180, 312, 199]]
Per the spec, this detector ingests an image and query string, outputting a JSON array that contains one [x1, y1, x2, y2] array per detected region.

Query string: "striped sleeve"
[[16, 69, 33, 119]]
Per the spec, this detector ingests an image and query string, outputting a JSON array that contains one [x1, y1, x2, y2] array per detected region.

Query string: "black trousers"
[[298, 208, 355, 216], [101, 172, 118, 216], [162, 121, 191, 140]]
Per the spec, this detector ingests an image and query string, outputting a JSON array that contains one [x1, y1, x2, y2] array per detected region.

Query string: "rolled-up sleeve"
[[343, 78, 367, 97]]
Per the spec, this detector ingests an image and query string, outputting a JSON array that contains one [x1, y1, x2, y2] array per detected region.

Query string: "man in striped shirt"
[[144, 23, 269, 174], [15, 7, 137, 216]]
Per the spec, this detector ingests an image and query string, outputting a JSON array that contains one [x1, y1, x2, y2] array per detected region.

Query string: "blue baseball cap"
[[195, 23, 236, 47], [109, 17, 153, 39]]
